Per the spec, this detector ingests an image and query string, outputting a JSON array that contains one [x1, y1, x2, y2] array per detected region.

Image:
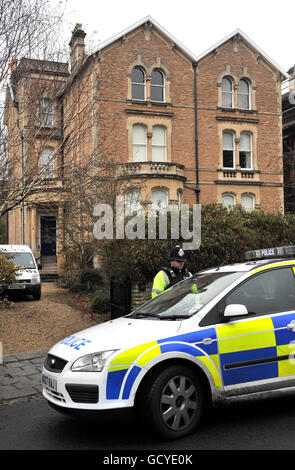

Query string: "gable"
[[195, 29, 287, 80], [95, 16, 198, 64]]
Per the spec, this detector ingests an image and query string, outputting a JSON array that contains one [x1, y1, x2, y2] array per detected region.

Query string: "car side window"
[[223, 267, 295, 317]]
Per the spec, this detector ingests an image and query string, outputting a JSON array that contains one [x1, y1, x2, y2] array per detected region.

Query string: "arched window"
[[221, 77, 233, 108], [241, 194, 255, 212], [239, 132, 252, 170], [221, 193, 235, 209], [39, 98, 53, 127], [125, 190, 141, 216], [151, 189, 168, 211], [223, 131, 235, 168], [152, 126, 166, 162], [238, 79, 250, 109], [131, 67, 146, 100], [132, 124, 147, 162], [40, 147, 54, 178], [150, 69, 165, 102]]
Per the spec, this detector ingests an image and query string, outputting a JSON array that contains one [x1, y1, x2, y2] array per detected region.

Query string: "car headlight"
[[31, 274, 40, 284], [71, 350, 118, 372]]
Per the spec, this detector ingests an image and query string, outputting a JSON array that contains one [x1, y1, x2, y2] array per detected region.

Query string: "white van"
[[0, 245, 41, 300]]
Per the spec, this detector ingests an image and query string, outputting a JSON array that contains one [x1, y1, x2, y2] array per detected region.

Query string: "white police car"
[[42, 246, 295, 439]]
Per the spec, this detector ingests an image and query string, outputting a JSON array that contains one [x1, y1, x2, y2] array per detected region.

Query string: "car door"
[[216, 265, 295, 389]]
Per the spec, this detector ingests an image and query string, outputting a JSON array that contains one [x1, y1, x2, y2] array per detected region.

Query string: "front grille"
[[44, 354, 67, 373], [17, 279, 31, 284], [44, 387, 66, 403], [65, 384, 99, 403]]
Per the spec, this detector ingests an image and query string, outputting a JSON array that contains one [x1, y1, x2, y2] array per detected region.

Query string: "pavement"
[[0, 350, 47, 403]]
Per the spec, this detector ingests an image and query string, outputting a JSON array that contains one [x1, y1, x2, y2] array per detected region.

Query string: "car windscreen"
[[129, 271, 243, 320], [5, 252, 36, 269]]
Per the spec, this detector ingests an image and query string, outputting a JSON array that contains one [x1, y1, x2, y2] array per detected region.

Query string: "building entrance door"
[[40, 216, 56, 256]]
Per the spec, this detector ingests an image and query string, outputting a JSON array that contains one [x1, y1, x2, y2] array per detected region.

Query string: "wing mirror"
[[224, 304, 249, 318]]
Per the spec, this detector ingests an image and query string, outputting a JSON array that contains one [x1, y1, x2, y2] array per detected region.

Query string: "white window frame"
[[40, 147, 54, 179], [39, 98, 54, 127], [221, 193, 236, 210], [177, 190, 182, 209], [238, 79, 251, 110], [223, 131, 235, 169], [151, 189, 168, 212], [125, 190, 141, 216], [150, 69, 165, 103], [131, 67, 146, 101], [241, 194, 255, 212], [132, 124, 147, 162], [239, 132, 253, 170], [221, 77, 233, 108], [152, 126, 167, 162]]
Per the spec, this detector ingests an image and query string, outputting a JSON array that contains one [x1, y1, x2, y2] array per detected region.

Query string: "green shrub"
[[98, 204, 295, 280], [91, 293, 110, 314], [69, 284, 85, 293], [0, 253, 19, 286], [79, 268, 105, 291]]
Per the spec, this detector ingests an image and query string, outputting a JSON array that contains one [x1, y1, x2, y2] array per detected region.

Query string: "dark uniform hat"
[[168, 245, 187, 262]]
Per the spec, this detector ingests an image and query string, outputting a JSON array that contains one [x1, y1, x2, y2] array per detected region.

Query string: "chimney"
[[69, 23, 86, 71]]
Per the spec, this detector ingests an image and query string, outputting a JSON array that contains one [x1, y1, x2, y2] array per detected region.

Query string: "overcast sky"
[[58, 0, 293, 78]]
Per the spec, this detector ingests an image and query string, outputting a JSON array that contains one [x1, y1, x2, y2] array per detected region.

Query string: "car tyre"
[[145, 364, 204, 440], [32, 287, 41, 300]]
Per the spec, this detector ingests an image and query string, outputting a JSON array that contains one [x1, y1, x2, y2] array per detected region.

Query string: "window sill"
[[125, 108, 174, 117], [218, 168, 260, 174], [127, 99, 172, 108], [216, 168, 262, 185], [217, 107, 258, 114]]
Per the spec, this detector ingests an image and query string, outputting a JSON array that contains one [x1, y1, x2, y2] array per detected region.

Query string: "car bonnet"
[[48, 316, 182, 362]]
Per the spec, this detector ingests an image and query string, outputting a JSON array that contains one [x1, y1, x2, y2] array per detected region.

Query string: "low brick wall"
[[131, 281, 153, 311]]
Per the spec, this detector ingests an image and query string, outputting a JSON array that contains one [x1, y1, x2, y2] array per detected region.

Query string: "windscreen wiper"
[[130, 312, 162, 320], [130, 313, 190, 320], [159, 315, 191, 320]]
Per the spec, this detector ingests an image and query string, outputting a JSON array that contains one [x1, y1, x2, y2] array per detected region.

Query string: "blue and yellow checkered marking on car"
[[217, 316, 277, 386], [106, 328, 222, 400], [217, 314, 295, 386], [272, 312, 295, 377], [106, 310, 295, 399], [106, 341, 161, 399]]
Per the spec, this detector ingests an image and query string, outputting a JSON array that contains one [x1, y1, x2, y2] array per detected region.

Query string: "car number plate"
[[42, 374, 57, 392], [9, 284, 26, 289]]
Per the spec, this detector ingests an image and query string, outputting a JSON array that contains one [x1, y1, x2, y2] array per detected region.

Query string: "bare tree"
[[2, 14, 144, 278], [0, 0, 66, 85], [0, 0, 68, 217]]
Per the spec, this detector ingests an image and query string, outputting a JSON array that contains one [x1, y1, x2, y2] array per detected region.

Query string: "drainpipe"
[[60, 100, 64, 181], [192, 61, 200, 204], [21, 130, 25, 244]]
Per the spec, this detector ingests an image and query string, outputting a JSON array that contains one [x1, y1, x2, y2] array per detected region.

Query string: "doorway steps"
[[40, 256, 58, 281]]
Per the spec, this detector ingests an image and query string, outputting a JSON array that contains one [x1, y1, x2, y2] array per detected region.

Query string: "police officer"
[[151, 245, 192, 298]]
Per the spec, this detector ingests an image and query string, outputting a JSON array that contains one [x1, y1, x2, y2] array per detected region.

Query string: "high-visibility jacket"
[[152, 265, 192, 298]]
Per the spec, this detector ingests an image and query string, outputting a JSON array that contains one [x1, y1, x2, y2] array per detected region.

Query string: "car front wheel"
[[32, 287, 41, 300], [145, 364, 204, 440]]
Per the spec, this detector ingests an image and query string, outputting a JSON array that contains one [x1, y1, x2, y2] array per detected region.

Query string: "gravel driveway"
[[0, 282, 105, 356]]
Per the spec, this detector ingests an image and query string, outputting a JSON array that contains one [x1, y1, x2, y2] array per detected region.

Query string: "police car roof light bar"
[[245, 245, 295, 261]]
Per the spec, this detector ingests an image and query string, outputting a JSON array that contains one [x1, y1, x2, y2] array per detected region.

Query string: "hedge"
[[97, 205, 295, 281]]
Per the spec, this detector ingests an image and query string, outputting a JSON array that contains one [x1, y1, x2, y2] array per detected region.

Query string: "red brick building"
[[4, 16, 287, 274], [282, 66, 295, 212]]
